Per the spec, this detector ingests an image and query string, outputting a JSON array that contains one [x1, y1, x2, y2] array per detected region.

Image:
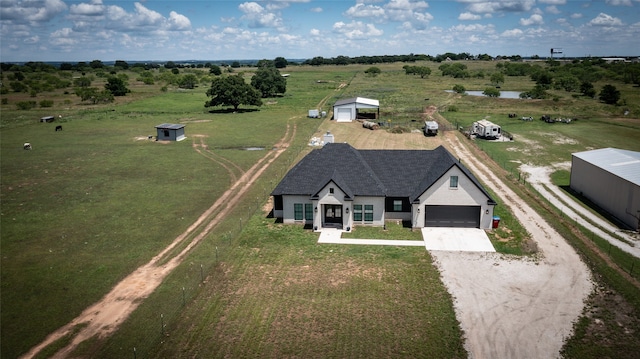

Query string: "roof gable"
[[334, 97, 379, 108]]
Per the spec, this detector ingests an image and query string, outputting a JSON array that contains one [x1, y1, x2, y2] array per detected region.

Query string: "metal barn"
[[570, 148, 640, 231], [332, 97, 379, 122]]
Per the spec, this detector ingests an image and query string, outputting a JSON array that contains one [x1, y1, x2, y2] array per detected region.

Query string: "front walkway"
[[318, 227, 495, 252]]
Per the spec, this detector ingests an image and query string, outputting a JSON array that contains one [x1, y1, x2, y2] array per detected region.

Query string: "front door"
[[323, 204, 343, 228]]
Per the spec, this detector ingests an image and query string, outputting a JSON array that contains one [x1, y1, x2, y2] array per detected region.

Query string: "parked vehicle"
[[472, 120, 501, 139], [424, 120, 438, 136]]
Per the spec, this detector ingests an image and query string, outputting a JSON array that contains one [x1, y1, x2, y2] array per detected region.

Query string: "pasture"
[[1, 60, 640, 358]]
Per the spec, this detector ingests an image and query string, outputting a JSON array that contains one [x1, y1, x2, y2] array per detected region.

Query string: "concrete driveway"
[[421, 227, 496, 252]]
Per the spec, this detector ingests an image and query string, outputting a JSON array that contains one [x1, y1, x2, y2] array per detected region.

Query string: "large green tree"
[[205, 74, 262, 110], [599, 84, 620, 105], [104, 76, 130, 96], [251, 67, 286, 98]]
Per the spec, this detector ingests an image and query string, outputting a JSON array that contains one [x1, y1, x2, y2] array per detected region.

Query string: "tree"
[[178, 74, 198, 89], [274, 57, 288, 69], [89, 60, 104, 69], [364, 67, 381, 76], [251, 67, 286, 98], [114, 60, 129, 70], [209, 65, 222, 76], [490, 72, 504, 86], [599, 84, 620, 105], [452, 84, 466, 93], [482, 87, 500, 97], [104, 76, 130, 96], [580, 81, 596, 98], [205, 74, 262, 110]]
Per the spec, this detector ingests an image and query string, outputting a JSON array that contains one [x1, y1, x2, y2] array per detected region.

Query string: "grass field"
[[2, 60, 640, 358]]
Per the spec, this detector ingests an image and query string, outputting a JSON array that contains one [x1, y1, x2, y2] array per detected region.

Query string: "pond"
[[445, 90, 522, 99]]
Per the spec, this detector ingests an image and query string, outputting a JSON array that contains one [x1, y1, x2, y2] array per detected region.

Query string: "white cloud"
[[168, 11, 191, 30], [344, 0, 432, 29], [466, 0, 536, 14], [502, 28, 524, 37], [459, 12, 481, 20], [344, 3, 386, 19], [538, 0, 566, 4], [310, 28, 321, 36], [589, 13, 623, 26], [570, 13, 583, 19], [70, 0, 105, 16], [333, 21, 383, 39], [520, 14, 544, 26], [545, 6, 561, 15], [0, 0, 68, 23], [239, 2, 284, 29], [606, 0, 633, 6], [310, 7, 323, 13]]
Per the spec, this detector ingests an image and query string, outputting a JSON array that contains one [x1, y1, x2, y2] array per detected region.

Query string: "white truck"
[[424, 121, 438, 136], [472, 120, 501, 139]]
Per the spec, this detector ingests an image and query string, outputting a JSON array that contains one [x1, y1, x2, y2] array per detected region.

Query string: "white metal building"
[[570, 148, 640, 230], [332, 97, 379, 122]]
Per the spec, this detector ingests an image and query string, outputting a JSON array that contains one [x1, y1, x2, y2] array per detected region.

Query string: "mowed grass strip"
[[148, 216, 466, 359]]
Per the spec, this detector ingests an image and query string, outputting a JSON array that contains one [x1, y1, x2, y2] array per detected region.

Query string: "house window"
[[305, 203, 313, 220], [393, 200, 402, 211], [353, 204, 362, 221], [450, 176, 459, 189], [364, 205, 373, 222], [294, 203, 303, 220], [329, 188, 334, 194]]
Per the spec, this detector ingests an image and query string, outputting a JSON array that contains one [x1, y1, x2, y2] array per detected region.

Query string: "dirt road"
[[433, 131, 593, 358], [20, 123, 297, 359]]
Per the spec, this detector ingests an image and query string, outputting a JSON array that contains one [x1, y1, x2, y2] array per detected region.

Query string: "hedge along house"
[[271, 143, 496, 231], [155, 123, 186, 141], [570, 148, 640, 231], [333, 97, 379, 122]]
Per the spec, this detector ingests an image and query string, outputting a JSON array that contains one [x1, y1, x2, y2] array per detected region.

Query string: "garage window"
[[450, 176, 458, 189]]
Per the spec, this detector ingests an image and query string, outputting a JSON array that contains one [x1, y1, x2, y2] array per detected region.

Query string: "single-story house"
[[570, 148, 640, 231], [155, 123, 186, 141], [271, 143, 497, 231], [333, 97, 379, 122]]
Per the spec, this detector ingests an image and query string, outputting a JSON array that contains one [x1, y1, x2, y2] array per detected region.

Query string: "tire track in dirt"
[[432, 131, 593, 359], [192, 135, 245, 184], [21, 123, 297, 359]]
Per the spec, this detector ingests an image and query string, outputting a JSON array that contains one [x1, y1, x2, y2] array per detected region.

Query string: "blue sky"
[[1, 0, 639, 62]]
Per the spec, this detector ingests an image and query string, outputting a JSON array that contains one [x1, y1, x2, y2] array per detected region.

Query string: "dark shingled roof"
[[271, 143, 494, 204]]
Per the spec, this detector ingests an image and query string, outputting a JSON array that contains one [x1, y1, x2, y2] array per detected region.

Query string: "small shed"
[[333, 97, 379, 122], [155, 123, 186, 141]]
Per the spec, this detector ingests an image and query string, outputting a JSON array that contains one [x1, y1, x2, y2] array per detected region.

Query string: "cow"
[[55, 125, 63, 131], [24, 143, 32, 150], [508, 113, 517, 118]]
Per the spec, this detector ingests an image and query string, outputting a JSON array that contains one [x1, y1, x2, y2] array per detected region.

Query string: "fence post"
[[161, 314, 164, 336]]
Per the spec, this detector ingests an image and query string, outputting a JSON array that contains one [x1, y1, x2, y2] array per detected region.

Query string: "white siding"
[[281, 195, 313, 224], [352, 197, 385, 226], [415, 166, 494, 229]]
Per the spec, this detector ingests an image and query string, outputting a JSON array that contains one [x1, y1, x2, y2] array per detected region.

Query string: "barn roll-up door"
[[425, 205, 480, 228], [336, 108, 352, 121]]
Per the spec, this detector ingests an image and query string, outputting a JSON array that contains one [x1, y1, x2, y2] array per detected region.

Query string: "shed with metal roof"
[[570, 148, 640, 230], [155, 123, 186, 141], [332, 97, 379, 122]]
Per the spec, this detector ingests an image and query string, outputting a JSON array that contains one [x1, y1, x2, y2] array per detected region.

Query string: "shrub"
[[39, 100, 54, 108], [452, 84, 466, 93], [16, 101, 36, 110]]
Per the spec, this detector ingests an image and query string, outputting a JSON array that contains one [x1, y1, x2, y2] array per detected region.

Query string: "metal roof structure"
[[155, 123, 185, 130], [333, 97, 379, 108], [573, 148, 640, 186]]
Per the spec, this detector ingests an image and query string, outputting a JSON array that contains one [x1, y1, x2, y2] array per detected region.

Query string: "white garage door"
[[336, 108, 352, 121]]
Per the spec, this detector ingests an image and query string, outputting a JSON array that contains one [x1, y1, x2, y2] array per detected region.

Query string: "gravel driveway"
[[434, 133, 593, 358]]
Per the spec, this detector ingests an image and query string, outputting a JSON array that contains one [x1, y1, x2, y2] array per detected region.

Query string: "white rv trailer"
[[424, 121, 438, 136], [472, 120, 501, 139]]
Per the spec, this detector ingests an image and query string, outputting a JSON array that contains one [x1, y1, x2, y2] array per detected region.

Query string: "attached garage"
[[425, 205, 481, 228], [336, 108, 352, 121]]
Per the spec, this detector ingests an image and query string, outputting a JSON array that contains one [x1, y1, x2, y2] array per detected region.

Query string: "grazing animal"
[[24, 143, 32, 150], [55, 125, 63, 131]]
